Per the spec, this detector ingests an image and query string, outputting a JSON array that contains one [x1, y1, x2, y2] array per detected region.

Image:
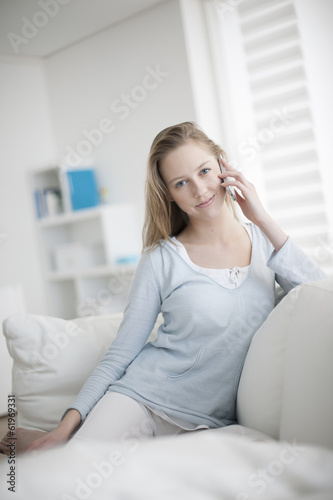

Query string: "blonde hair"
[[142, 121, 238, 251]]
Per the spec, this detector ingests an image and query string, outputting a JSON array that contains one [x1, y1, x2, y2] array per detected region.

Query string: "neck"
[[181, 205, 241, 245]]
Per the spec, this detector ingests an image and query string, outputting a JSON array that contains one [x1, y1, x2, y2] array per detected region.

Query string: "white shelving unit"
[[30, 164, 141, 319]]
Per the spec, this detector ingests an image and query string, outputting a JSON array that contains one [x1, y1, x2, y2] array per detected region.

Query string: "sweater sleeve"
[[65, 251, 162, 421], [267, 236, 328, 293]]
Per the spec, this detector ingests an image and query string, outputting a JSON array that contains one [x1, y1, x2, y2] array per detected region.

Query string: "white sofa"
[[1, 279, 333, 499]]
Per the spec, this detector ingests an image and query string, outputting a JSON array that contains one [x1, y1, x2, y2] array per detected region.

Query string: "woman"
[[0, 121, 327, 454]]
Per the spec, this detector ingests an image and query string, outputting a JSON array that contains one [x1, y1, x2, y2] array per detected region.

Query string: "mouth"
[[196, 194, 215, 208]]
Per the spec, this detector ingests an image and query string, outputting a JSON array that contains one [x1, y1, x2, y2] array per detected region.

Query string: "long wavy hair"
[[142, 121, 238, 251]]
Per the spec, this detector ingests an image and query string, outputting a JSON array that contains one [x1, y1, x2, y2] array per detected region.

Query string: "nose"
[[192, 178, 207, 198]]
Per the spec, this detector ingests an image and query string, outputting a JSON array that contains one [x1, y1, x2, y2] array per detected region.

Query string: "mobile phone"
[[218, 154, 236, 201]]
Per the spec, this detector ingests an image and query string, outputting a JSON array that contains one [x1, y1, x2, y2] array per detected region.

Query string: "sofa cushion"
[[3, 313, 162, 431], [236, 279, 333, 449]]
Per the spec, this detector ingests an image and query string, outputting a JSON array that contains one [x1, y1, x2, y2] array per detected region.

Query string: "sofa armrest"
[[237, 279, 333, 449]]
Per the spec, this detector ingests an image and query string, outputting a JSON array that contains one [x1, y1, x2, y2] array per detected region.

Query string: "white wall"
[[0, 0, 196, 317], [45, 0, 195, 225], [0, 56, 56, 314], [179, 0, 224, 144]]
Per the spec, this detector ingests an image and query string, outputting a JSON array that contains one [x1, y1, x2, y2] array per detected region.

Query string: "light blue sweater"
[[69, 224, 327, 428]]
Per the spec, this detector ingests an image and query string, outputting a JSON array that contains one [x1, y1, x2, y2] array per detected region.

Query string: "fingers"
[[218, 175, 251, 199], [218, 157, 250, 183], [26, 431, 64, 453], [0, 433, 11, 455], [219, 156, 236, 173], [220, 178, 250, 195], [0, 442, 8, 454], [219, 155, 230, 167], [1, 431, 12, 443], [218, 163, 254, 200], [1, 430, 14, 445], [218, 169, 250, 188]]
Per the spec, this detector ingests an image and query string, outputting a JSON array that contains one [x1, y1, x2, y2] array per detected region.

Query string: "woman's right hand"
[[27, 427, 69, 452], [27, 408, 82, 453]]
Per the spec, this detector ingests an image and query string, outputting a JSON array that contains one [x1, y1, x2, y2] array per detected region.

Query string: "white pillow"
[[3, 313, 162, 431], [237, 279, 333, 449]]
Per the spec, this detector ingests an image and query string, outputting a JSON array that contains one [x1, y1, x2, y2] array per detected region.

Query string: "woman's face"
[[159, 140, 226, 222]]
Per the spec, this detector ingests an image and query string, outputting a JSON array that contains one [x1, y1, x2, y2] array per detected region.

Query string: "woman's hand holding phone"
[[217, 156, 268, 226], [218, 156, 288, 250]]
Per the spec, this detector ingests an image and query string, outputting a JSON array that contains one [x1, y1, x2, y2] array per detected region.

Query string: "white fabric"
[[237, 279, 333, 449], [2, 280, 333, 499], [2, 312, 162, 431], [146, 405, 209, 431], [2, 279, 333, 449], [279, 280, 333, 446], [169, 224, 252, 288], [1, 428, 333, 500]]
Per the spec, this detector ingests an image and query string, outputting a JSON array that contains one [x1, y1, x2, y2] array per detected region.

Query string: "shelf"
[[30, 162, 61, 175], [30, 163, 141, 318], [37, 204, 117, 227], [47, 264, 137, 281]]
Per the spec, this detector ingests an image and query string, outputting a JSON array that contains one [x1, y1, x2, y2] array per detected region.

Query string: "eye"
[[175, 180, 186, 188], [200, 168, 210, 175]]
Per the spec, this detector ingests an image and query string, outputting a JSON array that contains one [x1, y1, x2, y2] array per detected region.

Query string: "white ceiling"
[[0, 0, 166, 57]]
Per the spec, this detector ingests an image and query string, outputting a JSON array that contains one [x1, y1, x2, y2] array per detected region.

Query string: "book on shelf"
[[66, 169, 100, 211], [34, 187, 62, 218]]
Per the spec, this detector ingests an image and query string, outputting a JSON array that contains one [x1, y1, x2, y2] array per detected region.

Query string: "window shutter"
[[206, 0, 332, 275]]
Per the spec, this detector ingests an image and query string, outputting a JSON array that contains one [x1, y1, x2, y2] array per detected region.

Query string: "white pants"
[[69, 392, 186, 445]]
